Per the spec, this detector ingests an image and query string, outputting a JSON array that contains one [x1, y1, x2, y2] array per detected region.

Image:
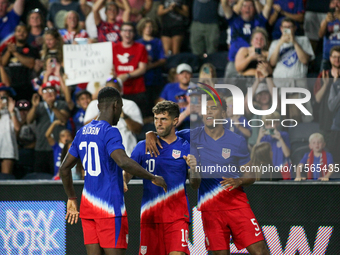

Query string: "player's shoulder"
[[176, 136, 190, 147], [224, 128, 246, 143]]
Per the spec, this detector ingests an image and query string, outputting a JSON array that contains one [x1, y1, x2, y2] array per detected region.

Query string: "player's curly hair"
[[152, 101, 180, 119]]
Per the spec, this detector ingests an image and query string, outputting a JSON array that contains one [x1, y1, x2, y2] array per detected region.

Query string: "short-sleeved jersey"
[[160, 83, 187, 102], [130, 137, 190, 224], [228, 12, 267, 61], [97, 20, 122, 43], [112, 42, 148, 95], [179, 127, 251, 212], [69, 120, 126, 219], [59, 29, 89, 44]]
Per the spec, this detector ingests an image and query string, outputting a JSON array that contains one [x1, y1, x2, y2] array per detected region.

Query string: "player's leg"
[[211, 250, 230, 255], [140, 223, 164, 255], [85, 244, 102, 255], [103, 248, 126, 255], [246, 241, 269, 255]]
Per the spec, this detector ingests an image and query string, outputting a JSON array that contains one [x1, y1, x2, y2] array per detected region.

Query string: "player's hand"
[[65, 199, 79, 225], [318, 177, 329, 181], [123, 181, 128, 192], [145, 131, 162, 157], [152, 175, 167, 192], [220, 177, 242, 191], [184, 155, 197, 169]]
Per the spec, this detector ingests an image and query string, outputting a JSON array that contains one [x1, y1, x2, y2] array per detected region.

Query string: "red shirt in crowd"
[[97, 21, 122, 43], [112, 41, 148, 95]]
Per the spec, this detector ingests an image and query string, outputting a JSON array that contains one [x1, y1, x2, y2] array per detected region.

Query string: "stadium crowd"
[[0, 0, 339, 181]]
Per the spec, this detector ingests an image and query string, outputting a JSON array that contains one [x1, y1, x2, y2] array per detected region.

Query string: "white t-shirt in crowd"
[[85, 6, 107, 39], [84, 98, 143, 156], [268, 36, 315, 79]]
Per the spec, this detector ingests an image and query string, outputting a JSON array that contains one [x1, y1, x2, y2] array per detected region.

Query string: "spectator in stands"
[[0, 54, 10, 86], [314, 46, 340, 146], [225, 96, 251, 139], [15, 99, 36, 179], [84, 78, 143, 156], [256, 111, 291, 180], [116, 0, 151, 23], [190, 0, 220, 56], [245, 76, 277, 147], [295, 133, 334, 181], [269, 17, 314, 123], [221, 0, 272, 78], [327, 63, 340, 165], [59, 11, 89, 44], [27, 82, 69, 175], [268, 0, 305, 40], [85, 0, 107, 40], [235, 27, 270, 77], [2, 24, 38, 101], [0, 84, 20, 175], [250, 142, 276, 180], [47, 0, 85, 29], [159, 63, 192, 103], [0, 0, 24, 53], [136, 17, 166, 123], [112, 22, 148, 117], [68, 90, 92, 134], [27, 8, 45, 52], [157, 0, 189, 56], [41, 28, 64, 64], [93, 0, 131, 43], [45, 120, 72, 177], [319, 0, 340, 71]]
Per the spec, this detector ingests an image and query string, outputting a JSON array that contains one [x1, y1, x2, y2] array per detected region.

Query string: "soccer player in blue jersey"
[[146, 97, 269, 255], [60, 87, 167, 255], [124, 101, 200, 255]]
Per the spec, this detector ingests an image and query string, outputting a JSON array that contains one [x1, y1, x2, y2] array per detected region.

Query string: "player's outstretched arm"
[[184, 155, 201, 190], [112, 149, 167, 192], [145, 131, 163, 157], [60, 152, 80, 225]]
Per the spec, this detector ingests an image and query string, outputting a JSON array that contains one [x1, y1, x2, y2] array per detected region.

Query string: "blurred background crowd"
[[0, 0, 339, 181]]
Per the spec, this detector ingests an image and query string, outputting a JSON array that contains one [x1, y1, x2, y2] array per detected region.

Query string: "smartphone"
[[203, 66, 210, 74], [50, 58, 57, 68], [283, 28, 291, 35], [265, 128, 275, 135], [255, 48, 261, 55]]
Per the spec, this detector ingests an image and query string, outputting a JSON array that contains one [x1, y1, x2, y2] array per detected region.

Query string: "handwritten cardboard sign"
[[63, 42, 113, 86]]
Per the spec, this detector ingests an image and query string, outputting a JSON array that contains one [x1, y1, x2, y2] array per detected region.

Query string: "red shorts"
[[81, 217, 128, 249], [139, 219, 190, 255], [201, 208, 264, 251]]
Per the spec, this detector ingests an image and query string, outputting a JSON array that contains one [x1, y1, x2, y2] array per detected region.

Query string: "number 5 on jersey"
[[79, 141, 101, 176]]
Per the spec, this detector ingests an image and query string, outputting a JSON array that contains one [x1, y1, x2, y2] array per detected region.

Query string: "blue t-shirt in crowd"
[[227, 12, 267, 61], [323, 19, 340, 60], [137, 38, 165, 87], [299, 151, 334, 179], [0, 10, 21, 52], [225, 116, 252, 139], [271, 0, 304, 40], [160, 83, 187, 102], [52, 142, 63, 176], [261, 131, 291, 168]]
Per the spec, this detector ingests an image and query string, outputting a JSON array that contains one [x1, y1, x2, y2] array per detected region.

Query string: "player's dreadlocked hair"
[[152, 101, 180, 119], [98, 87, 121, 105]]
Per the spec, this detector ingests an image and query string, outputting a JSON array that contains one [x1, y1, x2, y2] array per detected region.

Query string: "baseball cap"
[[176, 63, 192, 74], [0, 83, 16, 97], [41, 80, 59, 91], [255, 83, 269, 95]]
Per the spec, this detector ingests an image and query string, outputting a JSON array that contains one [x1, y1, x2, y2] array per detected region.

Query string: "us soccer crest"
[[222, 148, 231, 159], [141, 246, 147, 254], [172, 149, 181, 159]]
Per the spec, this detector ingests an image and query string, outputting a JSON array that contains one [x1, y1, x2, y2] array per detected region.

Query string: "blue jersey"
[[69, 120, 126, 219], [225, 116, 252, 139], [227, 12, 267, 61], [177, 127, 251, 211], [52, 142, 63, 176], [136, 38, 165, 87], [160, 82, 187, 103], [131, 137, 190, 223], [0, 10, 21, 53], [300, 151, 334, 179], [323, 19, 340, 60]]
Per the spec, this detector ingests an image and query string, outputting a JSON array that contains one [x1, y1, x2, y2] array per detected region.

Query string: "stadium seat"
[[22, 173, 54, 180], [0, 173, 16, 180], [288, 122, 320, 153], [202, 51, 228, 78], [165, 53, 200, 74]]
